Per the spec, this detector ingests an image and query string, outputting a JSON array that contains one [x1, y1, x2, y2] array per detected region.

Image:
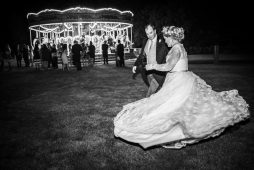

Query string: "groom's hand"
[[132, 66, 137, 73]]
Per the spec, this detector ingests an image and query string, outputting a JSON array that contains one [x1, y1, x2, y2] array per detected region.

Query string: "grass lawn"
[[0, 62, 253, 169]]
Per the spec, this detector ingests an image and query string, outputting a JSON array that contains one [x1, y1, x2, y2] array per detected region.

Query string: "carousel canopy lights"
[[27, 7, 134, 53], [27, 6, 133, 26], [27, 7, 134, 19]]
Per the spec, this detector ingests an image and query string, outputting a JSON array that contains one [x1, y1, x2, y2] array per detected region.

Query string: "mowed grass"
[[0, 62, 253, 170]]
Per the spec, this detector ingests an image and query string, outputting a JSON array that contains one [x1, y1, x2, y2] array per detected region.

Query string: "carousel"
[[27, 7, 133, 54]]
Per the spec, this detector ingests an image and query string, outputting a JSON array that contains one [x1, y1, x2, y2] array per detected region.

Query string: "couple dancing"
[[113, 23, 250, 149]]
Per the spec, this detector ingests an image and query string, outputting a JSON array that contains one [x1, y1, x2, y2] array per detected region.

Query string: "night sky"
[[1, 0, 252, 48]]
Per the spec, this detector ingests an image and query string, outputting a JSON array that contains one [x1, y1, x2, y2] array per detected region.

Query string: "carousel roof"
[[27, 7, 134, 26]]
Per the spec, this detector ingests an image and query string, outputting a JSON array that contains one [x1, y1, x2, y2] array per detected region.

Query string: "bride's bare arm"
[[153, 46, 181, 72]]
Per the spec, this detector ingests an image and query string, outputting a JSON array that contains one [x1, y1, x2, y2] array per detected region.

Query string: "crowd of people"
[[0, 41, 99, 71], [0, 40, 127, 72], [0, 43, 31, 71]]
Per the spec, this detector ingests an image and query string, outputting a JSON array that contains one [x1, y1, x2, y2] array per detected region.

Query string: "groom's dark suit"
[[133, 34, 169, 90]]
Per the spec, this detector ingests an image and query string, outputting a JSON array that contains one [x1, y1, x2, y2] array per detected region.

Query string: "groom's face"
[[145, 26, 156, 40]]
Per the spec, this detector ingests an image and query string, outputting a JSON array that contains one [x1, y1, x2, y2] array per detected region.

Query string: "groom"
[[132, 23, 169, 97]]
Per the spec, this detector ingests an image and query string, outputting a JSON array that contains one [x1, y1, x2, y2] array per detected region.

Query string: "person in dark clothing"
[[88, 41, 96, 64], [16, 44, 22, 68], [41, 44, 51, 69], [102, 41, 109, 64], [72, 40, 83, 70], [132, 23, 169, 97], [23, 44, 30, 67], [4, 44, 12, 71], [46, 43, 52, 68], [116, 40, 125, 67], [33, 43, 41, 70], [51, 44, 58, 69]]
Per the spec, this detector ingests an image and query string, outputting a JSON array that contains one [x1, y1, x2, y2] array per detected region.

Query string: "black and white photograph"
[[0, 0, 253, 169]]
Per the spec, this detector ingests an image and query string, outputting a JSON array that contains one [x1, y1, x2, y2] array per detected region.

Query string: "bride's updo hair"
[[162, 26, 184, 42]]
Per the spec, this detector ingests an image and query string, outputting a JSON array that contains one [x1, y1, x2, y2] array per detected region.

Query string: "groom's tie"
[[149, 40, 153, 52]]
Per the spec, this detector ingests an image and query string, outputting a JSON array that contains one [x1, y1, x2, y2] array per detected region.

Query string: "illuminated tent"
[[27, 7, 133, 54]]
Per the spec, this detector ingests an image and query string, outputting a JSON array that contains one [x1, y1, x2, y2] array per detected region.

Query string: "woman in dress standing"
[[61, 44, 69, 71]]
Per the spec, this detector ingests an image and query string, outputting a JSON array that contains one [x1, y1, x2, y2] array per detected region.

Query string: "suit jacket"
[[72, 44, 83, 58], [88, 45, 95, 58], [134, 35, 169, 87], [102, 44, 108, 55], [117, 43, 124, 57]]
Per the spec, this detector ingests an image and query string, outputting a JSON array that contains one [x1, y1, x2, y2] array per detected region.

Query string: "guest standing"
[[61, 44, 69, 71], [88, 41, 96, 65], [16, 44, 22, 68], [102, 41, 109, 64], [51, 44, 58, 69], [116, 40, 125, 67], [23, 44, 30, 67], [72, 41, 83, 71]]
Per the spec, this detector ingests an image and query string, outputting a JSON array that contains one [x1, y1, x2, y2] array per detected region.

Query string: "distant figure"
[[116, 40, 125, 67], [61, 44, 69, 71], [33, 43, 41, 70], [16, 44, 22, 68], [4, 44, 12, 71], [41, 44, 51, 69], [28, 45, 33, 67], [72, 40, 83, 70], [51, 44, 58, 69], [23, 44, 29, 67], [88, 41, 96, 64], [102, 41, 109, 64], [46, 43, 52, 68]]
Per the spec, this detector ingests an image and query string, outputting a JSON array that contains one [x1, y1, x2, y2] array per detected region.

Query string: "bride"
[[113, 26, 250, 149]]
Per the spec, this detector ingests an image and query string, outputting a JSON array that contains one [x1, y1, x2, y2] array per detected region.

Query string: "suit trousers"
[[146, 74, 159, 97]]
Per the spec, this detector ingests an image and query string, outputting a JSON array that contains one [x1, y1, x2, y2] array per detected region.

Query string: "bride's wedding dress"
[[114, 44, 249, 149]]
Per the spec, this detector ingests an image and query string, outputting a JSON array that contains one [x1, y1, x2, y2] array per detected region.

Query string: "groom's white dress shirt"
[[145, 35, 157, 65]]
